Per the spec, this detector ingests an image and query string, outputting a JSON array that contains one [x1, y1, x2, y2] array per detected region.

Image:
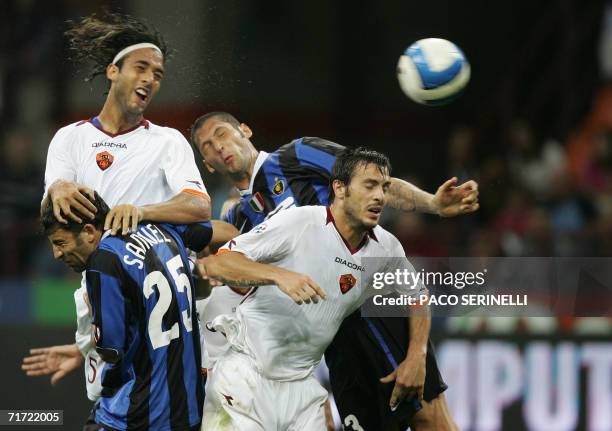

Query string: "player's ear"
[[203, 160, 215, 174], [82, 224, 98, 243], [332, 179, 346, 200], [106, 63, 119, 82], [239, 123, 252, 139]]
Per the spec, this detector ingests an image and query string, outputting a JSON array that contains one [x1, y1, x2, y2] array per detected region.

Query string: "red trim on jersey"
[[325, 207, 377, 255], [85, 117, 150, 137]]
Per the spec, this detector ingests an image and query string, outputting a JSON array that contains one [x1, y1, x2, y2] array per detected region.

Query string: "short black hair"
[[41, 191, 110, 235], [190, 112, 242, 147], [329, 147, 392, 202], [65, 12, 169, 83]]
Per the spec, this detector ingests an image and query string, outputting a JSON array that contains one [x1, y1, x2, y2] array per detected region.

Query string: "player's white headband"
[[112, 43, 162, 65]]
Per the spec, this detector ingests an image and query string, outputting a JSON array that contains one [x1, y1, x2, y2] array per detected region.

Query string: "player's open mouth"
[[224, 155, 234, 164], [135, 88, 149, 102], [367, 206, 382, 216]]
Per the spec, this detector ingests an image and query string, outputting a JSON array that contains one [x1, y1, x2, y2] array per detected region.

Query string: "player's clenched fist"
[[47, 179, 97, 224], [104, 204, 144, 235], [273, 269, 327, 305]]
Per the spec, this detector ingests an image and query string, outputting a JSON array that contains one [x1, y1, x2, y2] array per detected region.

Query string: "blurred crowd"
[[389, 96, 612, 261]]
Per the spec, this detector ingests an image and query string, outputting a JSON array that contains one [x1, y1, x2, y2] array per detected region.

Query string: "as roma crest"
[[96, 151, 114, 171], [272, 177, 285, 196], [339, 273, 356, 294]]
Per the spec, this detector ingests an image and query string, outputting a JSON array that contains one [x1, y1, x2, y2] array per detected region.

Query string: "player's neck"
[[329, 204, 368, 249], [97, 98, 143, 134]]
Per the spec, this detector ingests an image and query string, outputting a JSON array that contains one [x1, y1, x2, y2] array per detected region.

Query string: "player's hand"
[[104, 204, 143, 235], [48, 180, 97, 224], [432, 177, 479, 217], [21, 344, 83, 385], [380, 353, 426, 410], [275, 269, 327, 305]]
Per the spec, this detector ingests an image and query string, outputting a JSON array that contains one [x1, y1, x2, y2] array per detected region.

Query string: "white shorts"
[[201, 350, 327, 431]]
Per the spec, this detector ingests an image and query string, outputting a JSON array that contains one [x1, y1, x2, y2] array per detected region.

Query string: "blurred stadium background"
[[1, 0, 611, 430]]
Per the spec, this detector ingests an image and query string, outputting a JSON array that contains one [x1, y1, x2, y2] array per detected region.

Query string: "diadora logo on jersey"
[[91, 141, 127, 149], [272, 177, 285, 195], [335, 257, 366, 272], [186, 180, 204, 190], [339, 273, 357, 294], [96, 151, 114, 171], [221, 393, 234, 406], [248, 192, 265, 213]]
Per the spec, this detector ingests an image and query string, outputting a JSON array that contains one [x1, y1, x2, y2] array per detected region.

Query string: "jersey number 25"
[[143, 254, 194, 349]]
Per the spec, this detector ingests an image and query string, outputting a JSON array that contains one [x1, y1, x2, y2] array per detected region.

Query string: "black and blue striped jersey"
[[85, 221, 212, 431], [223, 137, 345, 232]]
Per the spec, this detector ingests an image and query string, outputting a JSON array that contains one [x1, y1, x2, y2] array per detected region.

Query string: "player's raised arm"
[[199, 251, 326, 304], [104, 128, 212, 235], [387, 176, 479, 217]]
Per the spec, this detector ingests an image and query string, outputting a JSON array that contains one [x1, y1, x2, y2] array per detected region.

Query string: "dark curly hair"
[[41, 191, 110, 235], [65, 12, 169, 82]]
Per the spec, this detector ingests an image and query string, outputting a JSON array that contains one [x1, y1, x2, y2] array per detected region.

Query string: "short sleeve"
[[162, 129, 209, 200], [218, 206, 308, 263], [379, 237, 427, 297], [43, 126, 77, 200], [169, 222, 213, 252]]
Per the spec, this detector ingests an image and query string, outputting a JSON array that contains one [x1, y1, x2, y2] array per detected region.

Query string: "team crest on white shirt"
[[339, 273, 356, 294], [96, 151, 114, 171]]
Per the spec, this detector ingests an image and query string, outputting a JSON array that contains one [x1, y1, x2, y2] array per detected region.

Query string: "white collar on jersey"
[[239, 151, 268, 197]]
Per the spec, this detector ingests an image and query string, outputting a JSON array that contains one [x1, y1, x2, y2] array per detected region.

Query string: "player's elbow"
[[185, 193, 211, 221]]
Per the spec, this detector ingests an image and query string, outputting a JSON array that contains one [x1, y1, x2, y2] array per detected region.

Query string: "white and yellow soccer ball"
[[397, 38, 470, 105]]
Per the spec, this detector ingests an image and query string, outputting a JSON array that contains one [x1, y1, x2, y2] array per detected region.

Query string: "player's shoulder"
[[265, 205, 326, 227], [371, 224, 405, 256], [276, 137, 345, 156], [147, 121, 189, 143], [87, 238, 125, 274], [50, 120, 88, 144]]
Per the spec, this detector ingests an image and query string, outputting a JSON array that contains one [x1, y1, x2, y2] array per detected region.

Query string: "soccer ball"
[[397, 38, 470, 106]]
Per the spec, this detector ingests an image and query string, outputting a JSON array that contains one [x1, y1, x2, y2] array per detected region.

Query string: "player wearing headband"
[[21, 14, 215, 429]]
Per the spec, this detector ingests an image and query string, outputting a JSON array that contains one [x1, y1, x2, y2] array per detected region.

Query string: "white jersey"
[[44, 118, 208, 205], [213, 205, 424, 381], [44, 118, 207, 400], [196, 286, 246, 370]]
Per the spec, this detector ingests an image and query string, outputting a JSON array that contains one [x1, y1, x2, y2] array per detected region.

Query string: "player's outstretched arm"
[[21, 344, 83, 385], [198, 252, 327, 304], [43, 180, 97, 224], [387, 177, 479, 217], [380, 301, 431, 410], [104, 191, 211, 235]]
